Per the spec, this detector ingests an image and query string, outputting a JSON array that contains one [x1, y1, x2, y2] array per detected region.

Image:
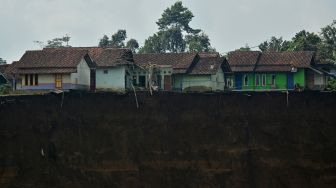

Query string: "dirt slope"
[[0, 92, 336, 188]]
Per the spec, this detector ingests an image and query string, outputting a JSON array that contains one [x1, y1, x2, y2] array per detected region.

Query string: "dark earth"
[[0, 91, 336, 188]]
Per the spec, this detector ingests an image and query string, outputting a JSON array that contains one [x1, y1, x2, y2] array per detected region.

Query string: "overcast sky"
[[0, 0, 335, 63]]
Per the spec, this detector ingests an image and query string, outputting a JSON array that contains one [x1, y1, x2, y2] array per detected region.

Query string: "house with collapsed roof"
[[133, 52, 227, 92], [10, 47, 134, 91], [227, 51, 329, 91]]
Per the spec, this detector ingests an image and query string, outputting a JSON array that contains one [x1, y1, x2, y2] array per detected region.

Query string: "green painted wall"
[[172, 74, 183, 91], [294, 69, 305, 88], [237, 69, 305, 91]]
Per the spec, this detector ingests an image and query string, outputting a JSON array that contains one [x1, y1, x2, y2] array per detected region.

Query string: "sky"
[[0, 0, 335, 63]]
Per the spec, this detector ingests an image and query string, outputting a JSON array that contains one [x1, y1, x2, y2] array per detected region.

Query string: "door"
[[164, 75, 172, 91], [287, 73, 294, 90], [90, 69, 96, 91], [157, 75, 162, 89], [235, 74, 242, 90], [55, 74, 62, 89]]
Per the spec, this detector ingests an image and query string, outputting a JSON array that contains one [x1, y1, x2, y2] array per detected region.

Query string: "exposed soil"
[[0, 91, 336, 188]]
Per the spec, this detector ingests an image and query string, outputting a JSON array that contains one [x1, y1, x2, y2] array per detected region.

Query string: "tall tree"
[[156, 1, 199, 34], [110, 30, 127, 48], [126, 39, 140, 53], [140, 1, 213, 53], [0, 58, 6, 64]]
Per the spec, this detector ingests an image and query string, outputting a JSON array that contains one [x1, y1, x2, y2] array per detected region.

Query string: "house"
[[181, 53, 227, 92], [88, 48, 134, 92], [133, 53, 196, 91], [227, 51, 329, 91], [134, 52, 227, 92], [11, 49, 95, 90], [10, 47, 134, 92]]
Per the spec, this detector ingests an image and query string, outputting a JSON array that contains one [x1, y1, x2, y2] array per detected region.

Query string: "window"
[[29, 74, 34, 85], [243, 74, 248, 86], [25, 74, 28, 86], [226, 78, 233, 88], [138, 76, 146, 87], [262, 74, 266, 86], [34, 74, 38, 85], [103, 70, 108, 74], [255, 74, 260, 86], [24, 74, 38, 86], [271, 74, 276, 86]]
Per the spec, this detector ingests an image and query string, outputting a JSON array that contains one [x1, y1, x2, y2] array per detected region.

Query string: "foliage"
[[258, 21, 336, 64], [318, 20, 336, 62], [259, 37, 290, 52], [287, 30, 321, 51], [126, 39, 140, 53], [235, 44, 251, 51], [34, 35, 71, 48], [186, 33, 215, 52], [0, 58, 6, 64], [156, 1, 199, 34], [98, 35, 110, 47], [111, 30, 127, 47], [0, 83, 11, 95], [139, 33, 165, 53], [327, 78, 336, 91], [98, 30, 139, 52], [140, 1, 213, 53]]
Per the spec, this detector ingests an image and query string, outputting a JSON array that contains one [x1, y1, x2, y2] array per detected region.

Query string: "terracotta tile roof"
[[17, 49, 90, 68], [258, 51, 314, 67], [94, 48, 134, 67], [228, 51, 315, 72], [189, 53, 223, 75], [134, 53, 197, 74], [227, 51, 260, 72], [43, 47, 133, 68]]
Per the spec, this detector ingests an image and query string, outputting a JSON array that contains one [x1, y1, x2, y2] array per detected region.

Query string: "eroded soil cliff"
[[0, 92, 336, 188]]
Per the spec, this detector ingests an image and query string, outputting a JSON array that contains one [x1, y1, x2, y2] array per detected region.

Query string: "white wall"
[[71, 58, 91, 87], [96, 66, 126, 91]]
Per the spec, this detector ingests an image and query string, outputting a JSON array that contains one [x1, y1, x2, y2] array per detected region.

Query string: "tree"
[[111, 30, 127, 48], [126, 39, 140, 53], [186, 33, 214, 52], [287, 30, 321, 51], [235, 44, 251, 51], [318, 20, 336, 63], [0, 58, 6, 64], [139, 33, 165, 54], [259, 36, 290, 52], [35, 35, 71, 48], [141, 1, 213, 53], [98, 35, 110, 47], [156, 1, 199, 34]]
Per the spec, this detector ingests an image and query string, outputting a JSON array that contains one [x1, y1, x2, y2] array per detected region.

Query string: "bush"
[[327, 78, 336, 91], [0, 83, 11, 95]]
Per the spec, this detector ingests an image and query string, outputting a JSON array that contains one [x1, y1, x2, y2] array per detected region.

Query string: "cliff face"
[[0, 92, 336, 188]]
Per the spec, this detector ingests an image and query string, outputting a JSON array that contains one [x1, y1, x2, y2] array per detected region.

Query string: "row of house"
[[0, 47, 334, 93]]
